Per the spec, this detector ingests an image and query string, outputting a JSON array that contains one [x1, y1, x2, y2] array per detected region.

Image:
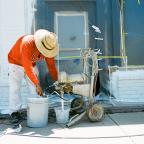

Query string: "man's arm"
[[45, 57, 58, 81], [21, 45, 39, 85], [21, 40, 43, 96]]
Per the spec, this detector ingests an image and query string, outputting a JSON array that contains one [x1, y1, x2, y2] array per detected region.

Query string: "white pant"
[[8, 64, 39, 114]]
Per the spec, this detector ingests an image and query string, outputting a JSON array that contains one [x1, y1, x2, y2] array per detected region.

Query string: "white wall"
[[0, 0, 34, 112]]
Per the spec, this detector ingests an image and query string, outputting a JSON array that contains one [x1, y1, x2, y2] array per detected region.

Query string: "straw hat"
[[34, 29, 58, 58]]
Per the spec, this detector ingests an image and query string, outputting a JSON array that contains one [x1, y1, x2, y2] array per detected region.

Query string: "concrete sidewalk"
[[0, 112, 144, 144]]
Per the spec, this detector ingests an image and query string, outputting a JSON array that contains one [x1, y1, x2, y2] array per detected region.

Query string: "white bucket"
[[27, 97, 49, 128], [54, 106, 70, 124]]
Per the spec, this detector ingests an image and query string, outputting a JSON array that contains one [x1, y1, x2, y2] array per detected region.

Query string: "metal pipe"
[[66, 111, 86, 127]]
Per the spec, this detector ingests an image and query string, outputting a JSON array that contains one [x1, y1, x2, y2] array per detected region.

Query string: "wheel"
[[71, 97, 84, 114], [87, 103, 104, 122]]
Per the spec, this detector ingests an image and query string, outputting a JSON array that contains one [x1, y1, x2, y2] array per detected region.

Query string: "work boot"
[[9, 112, 22, 124]]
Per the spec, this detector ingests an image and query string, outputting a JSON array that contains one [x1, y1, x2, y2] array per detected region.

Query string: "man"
[[8, 29, 58, 122]]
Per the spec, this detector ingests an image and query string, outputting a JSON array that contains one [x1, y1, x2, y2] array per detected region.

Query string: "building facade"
[[0, 0, 144, 111]]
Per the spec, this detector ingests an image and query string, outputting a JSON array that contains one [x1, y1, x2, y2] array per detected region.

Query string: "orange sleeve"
[[21, 42, 39, 86], [45, 57, 58, 81]]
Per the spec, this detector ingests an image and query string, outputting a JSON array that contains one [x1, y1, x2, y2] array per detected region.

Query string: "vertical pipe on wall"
[[32, 0, 36, 33], [54, 12, 60, 73], [24, 0, 37, 34], [119, 0, 127, 67], [24, 0, 28, 34]]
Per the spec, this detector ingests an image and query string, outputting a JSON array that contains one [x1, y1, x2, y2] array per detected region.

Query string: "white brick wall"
[[0, 86, 9, 110], [0, 80, 30, 113], [0, 0, 34, 114], [111, 70, 144, 102]]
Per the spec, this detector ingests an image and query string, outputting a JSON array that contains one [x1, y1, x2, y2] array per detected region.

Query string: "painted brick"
[[0, 84, 30, 112]]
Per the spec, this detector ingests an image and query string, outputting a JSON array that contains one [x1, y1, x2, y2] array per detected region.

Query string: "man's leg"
[[9, 64, 24, 115]]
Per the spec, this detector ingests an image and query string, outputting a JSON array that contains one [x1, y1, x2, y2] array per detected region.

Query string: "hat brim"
[[34, 29, 58, 58]]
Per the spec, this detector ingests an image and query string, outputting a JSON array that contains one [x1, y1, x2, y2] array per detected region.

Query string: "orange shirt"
[[8, 35, 58, 85]]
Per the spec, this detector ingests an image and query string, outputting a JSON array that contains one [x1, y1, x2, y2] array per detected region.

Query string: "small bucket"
[[27, 97, 49, 128], [54, 106, 70, 124]]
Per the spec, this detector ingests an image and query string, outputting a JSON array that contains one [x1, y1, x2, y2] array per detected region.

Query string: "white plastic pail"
[[54, 106, 70, 124], [27, 97, 49, 127]]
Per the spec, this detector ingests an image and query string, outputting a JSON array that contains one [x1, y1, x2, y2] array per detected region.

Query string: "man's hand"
[[36, 84, 43, 96]]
